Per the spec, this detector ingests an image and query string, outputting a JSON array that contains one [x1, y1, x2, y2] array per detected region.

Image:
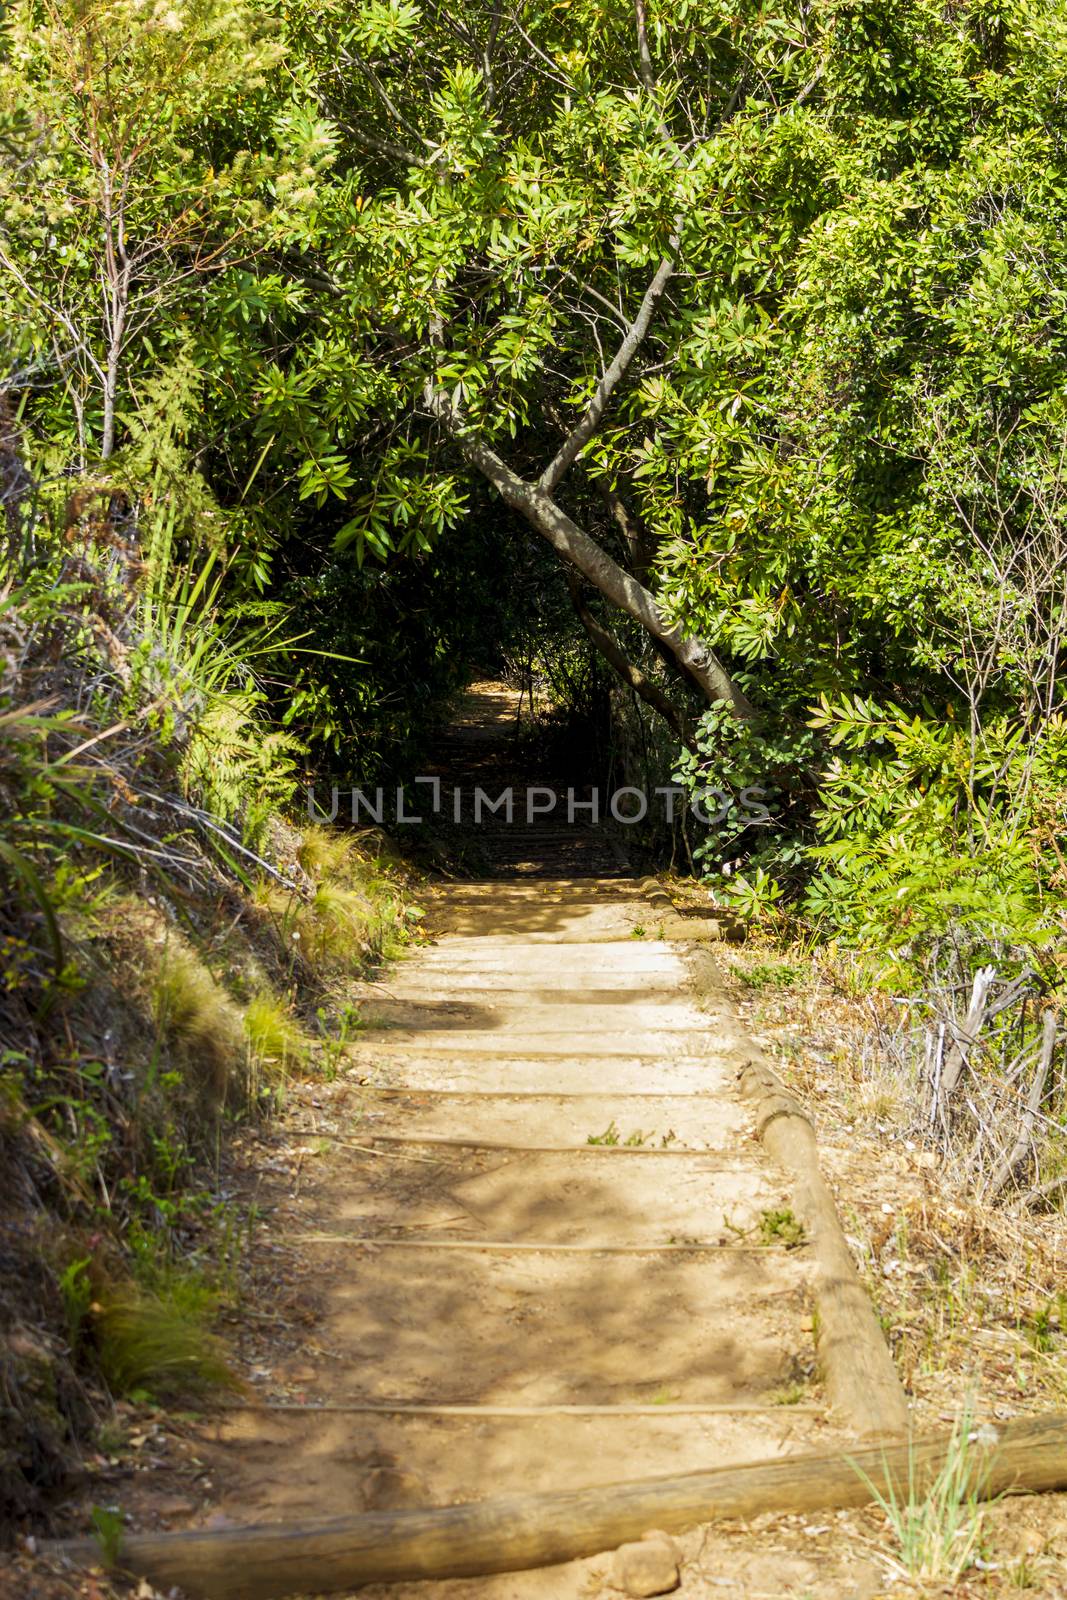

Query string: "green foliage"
[[217, 0, 1067, 976], [720, 868, 785, 926], [0, 0, 308, 458], [738, 961, 803, 991], [799, 695, 1066, 976], [91, 1281, 235, 1398], [257, 824, 414, 980]]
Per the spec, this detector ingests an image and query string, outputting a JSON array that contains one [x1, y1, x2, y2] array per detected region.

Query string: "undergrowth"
[[716, 935, 1067, 1430], [0, 435, 421, 1535]]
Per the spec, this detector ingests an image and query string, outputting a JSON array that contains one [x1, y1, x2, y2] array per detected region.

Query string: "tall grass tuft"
[[93, 1282, 236, 1398], [244, 991, 307, 1077], [151, 943, 247, 1111], [859, 1409, 991, 1584]]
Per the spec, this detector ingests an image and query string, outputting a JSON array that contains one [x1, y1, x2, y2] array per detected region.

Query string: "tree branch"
[[424, 375, 753, 717], [634, 0, 657, 94], [596, 478, 656, 584], [538, 239, 678, 493]]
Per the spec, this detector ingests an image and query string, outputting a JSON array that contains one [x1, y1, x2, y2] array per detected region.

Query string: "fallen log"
[[48, 1414, 1067, 1599]]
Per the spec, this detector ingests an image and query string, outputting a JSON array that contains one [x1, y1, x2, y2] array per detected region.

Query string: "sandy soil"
[[130, 874, 863, 1598]]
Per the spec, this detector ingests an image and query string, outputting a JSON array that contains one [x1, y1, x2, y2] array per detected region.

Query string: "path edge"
[[680, 933, 910, 1440], [46, 1414, 1067, 1598]]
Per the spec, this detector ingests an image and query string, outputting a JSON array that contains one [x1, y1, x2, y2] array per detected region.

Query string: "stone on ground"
[[611, 1530, 682, 1596]]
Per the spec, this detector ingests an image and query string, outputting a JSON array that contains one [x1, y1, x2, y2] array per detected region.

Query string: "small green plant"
[[315, 1003, 364, 1078], [772, 1381, 807, 1405], [649, 1387, 678, 1405], [90, 1505, 125, 1566], [1024, 1297, 1065, 1355], [58, 1255, 93, 1351], [855, 1410, 990, 1584], [1008, 1554, 1045, 1589], [630, 924, 646, 939], [297, 824, 356, 881], [584, 1122, 660, 1148], [95, 1419, 127, 1458], [739, 961, 804, 991], [759, 1207, 806, 1248], [720, 867, 783, 924]]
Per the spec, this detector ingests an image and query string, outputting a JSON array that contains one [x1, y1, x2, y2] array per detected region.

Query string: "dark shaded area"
[[399, 683, 631, 880], [0, 1139, 92, 1540]]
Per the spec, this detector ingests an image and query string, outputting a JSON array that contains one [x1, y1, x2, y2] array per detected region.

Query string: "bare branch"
[[987, 1012, 1059, 1200]]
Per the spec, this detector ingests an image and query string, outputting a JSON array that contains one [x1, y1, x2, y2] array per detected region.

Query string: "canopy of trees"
[[2, 0, 1065, 978]]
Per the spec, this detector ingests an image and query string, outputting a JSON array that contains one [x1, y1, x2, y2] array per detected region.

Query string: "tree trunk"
[[425, 385, 754, 718], [565, 571, 692, 740], [596, 478, 657, 586]]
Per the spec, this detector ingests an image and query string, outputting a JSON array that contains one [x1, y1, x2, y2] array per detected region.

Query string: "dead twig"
[[988, 1011, 1059, 1199]]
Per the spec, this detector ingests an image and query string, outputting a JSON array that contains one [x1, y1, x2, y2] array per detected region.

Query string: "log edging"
[[47, 1414, 1067, 1598], [637, 875, 743, 941], [681, 939, 910, 1439], [741, 1055, 909, 1437]]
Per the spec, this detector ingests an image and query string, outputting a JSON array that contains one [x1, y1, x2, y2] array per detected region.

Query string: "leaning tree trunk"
[[565, 571, 692, 741], [425, 385, 754, 719]]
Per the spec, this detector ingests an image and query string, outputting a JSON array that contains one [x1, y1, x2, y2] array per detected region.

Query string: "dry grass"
[[712, 937, 1067, 1429], [150, 941, 248, 1111], [254, 825, 414, 981], [243, 992, 308, 1079], [296, 823, 359, 881]]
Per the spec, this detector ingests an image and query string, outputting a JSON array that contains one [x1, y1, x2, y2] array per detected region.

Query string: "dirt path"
[[196, 876, 856, 1595], [407, 680, 628, 879], [167, 687, 891, 1596]]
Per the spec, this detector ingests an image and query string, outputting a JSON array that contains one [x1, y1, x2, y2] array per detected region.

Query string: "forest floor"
[[20, 685, 1067, 1600]]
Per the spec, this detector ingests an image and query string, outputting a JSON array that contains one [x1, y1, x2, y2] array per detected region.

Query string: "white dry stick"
[[930, 1021, 946, 1132], [939, 965, 996, 1098]]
